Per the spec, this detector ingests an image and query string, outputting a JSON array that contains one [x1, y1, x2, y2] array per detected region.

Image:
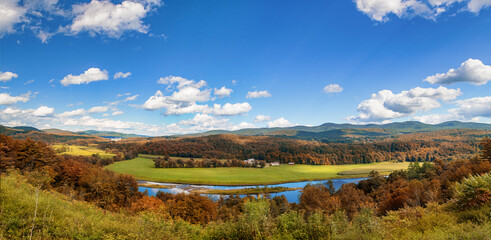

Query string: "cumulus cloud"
[[60, 68, 109, 86], [69, 0, 162, 38], [0, 71, 18, 82], [323, 83, 343, 93], [354, 0, 491, 22], [413, 96, 491, 124], [114, 72, 132, 79], [207, 103, 252, 116], [32, 106, 54, 117], [63, 115, 158, 131], [451, 96, 491, 118], [179, 113, 229, 128], [246, 90, 272, 99], [143, 76, 250, 116], [424, 58, 491, 85], [214, 86, 233, 98], [348, 86, 462, 122], [254, 114, 271, 123], [468, 0, 491, 12], [355, 0, 435, 22], [0, 0, 26, 36], [57, 108, 85, 118], [0, 92, 30, 105], [267, 117, 296, 128], [174, 113, 257, 133], [88, 106, 108, 113], [230, 122, 257, 130]]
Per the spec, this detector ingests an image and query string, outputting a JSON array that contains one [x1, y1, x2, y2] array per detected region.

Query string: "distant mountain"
[[12, 126, 42, 132], [175, 121, 491, 142], [76, 130, 147, 139], [1, 125, 103, 144]]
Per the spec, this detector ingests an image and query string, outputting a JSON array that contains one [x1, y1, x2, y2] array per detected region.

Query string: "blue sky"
[[1, 0, 491, 135]]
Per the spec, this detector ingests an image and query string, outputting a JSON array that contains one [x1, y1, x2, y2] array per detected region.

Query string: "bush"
[[454, 172, 491, 209]]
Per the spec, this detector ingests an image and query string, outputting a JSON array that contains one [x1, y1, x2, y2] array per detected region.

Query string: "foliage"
[[454, 172, 491, 209]]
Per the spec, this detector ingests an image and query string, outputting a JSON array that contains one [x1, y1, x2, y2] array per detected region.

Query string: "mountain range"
[[1, 121, 490, 143]]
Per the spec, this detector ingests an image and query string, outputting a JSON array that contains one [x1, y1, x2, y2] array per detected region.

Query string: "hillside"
[[175, 121, 491, 142], [0, 125, 104, 144]]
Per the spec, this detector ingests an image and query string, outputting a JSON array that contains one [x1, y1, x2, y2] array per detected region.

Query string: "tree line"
[[153, 155, 266, 168], [100, 131, 483, 165]]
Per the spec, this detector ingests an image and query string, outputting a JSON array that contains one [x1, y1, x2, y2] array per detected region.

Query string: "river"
[[139, 177, 368, 203]]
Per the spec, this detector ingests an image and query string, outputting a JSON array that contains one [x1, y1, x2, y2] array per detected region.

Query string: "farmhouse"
[[270, 162, 280, 166], [243, 158, 255, 164]]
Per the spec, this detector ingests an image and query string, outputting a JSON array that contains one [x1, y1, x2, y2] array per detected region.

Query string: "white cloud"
[[69, 0, 162, 38], [0, 0, 26, 36], [114, 71, 131, 79], [349, 86, 462, 122], [57, 108, 85, 118], [32, 106, 54, 117], [267, 117, 296, 128], [0, 71, 18, 82], [254, 114, 271, 123], [246, 90, 272, 99], [117, 93, 131, 97], [413, 96, 491, 124], [158, 75, 206, 88], [0, 92, 30, 105], [424, 58, 491, 85], [468, 0, 491, 12], [142, 90, 167, 110], [124, 94, 138, 101], [355, 0, 435, 22], [323, 83, 343, 93], [354, 0, 491, 21], [36, 30, 54, 44], [24, 80, 34, 85], [214, 86, 233, 98], [63, 115, 157, 131], [179, 113, 228, 128], [230, 122, 257, 130], [60, 67, 109, 86], [112, 110, 124, 116], [207, 102, 252, 116], [451, 96, 491, 118], [88, 106, 108, 113]]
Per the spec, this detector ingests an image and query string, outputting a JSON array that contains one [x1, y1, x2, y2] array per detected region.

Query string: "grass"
[[0, 172, 200, 240], [52, 144, 115, 159], [105, 157, 410, 185], [337, 161, 410, 175]]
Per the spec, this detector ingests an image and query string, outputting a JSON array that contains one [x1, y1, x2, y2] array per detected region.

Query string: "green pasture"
[[53, 144, 115, 159], [105, 156, 410, 185]]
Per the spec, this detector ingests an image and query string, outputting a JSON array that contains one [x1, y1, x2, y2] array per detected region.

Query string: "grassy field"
[[52, 144, 115, 159], [105, 157, 410, 185]]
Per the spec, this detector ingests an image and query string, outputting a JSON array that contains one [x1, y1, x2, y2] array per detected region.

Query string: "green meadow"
[[105, 156, 410, 185], [53, 144, 115, 159]]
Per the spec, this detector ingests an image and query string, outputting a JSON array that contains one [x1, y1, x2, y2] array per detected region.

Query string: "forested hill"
[[179, 121, 491, 136], [171, 121, 491, 143], [104, 129, 490, 165], [0, 125, 105, 144], [2, 120, 491, 144]]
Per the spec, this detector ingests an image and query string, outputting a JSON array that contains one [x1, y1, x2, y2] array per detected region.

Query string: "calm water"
[[139, 177, 368, 203]]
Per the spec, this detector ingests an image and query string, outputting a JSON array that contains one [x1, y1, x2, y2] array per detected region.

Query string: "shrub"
[[454, 172, 491, 209]]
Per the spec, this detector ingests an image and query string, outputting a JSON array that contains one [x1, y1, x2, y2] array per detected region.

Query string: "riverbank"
[[106, 157, 409, 185]]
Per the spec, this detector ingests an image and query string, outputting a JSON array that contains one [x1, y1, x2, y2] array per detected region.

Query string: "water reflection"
[[139, 177, 368, 203]]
